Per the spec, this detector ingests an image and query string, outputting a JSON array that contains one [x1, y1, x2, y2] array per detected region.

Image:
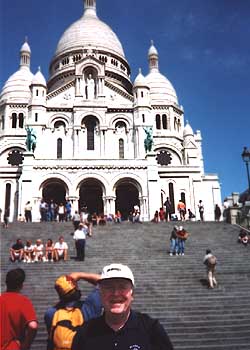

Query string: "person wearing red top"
[[159, 207, 165, 222], [177, 200, 186, 221], [0, 268, 38, 350]]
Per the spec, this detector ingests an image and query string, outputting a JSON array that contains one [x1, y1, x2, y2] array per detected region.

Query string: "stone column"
[[145, 151, 160, 221]]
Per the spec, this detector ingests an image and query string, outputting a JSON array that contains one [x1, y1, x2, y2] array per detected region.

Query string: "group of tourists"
[[9, 237, 69, 263], [1, 264, 174, 350], [39, 199, 72, 222]]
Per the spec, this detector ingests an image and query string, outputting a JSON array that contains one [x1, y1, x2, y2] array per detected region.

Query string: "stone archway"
[[115, 180, 140, 220], [42, 178, 67, 205], [79, 178, 104, 214]]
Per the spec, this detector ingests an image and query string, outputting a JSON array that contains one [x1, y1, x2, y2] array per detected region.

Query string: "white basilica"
[[0, 0, 221, 222]]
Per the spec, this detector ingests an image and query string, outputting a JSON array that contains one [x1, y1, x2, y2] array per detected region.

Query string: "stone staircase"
[[1, 221, 250, 349]]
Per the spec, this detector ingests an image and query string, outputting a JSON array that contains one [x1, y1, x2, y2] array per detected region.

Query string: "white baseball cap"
[[100, 263, 135, 286]]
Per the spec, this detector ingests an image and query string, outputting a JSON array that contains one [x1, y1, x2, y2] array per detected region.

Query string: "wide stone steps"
[[1, 221, 250, 350]]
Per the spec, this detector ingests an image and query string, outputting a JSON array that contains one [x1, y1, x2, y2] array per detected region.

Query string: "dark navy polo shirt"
[[73, 310, 174, 350]]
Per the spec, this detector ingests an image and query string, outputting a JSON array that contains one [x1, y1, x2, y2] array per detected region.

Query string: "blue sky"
[[1, 0, 250, 200]]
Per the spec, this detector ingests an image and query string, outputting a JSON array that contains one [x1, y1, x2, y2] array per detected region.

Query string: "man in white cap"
[[73, 263, 174, 349]]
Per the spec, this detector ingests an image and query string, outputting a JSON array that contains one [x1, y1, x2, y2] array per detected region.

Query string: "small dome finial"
[[148, 41, 159, 73], [84, 0, 97, 16]]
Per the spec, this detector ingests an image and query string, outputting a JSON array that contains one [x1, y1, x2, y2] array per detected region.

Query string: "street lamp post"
[[241, 146, 250, 194]]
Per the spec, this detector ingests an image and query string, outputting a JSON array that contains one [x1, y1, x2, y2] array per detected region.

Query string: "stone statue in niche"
[[85, 73, 95, 99]]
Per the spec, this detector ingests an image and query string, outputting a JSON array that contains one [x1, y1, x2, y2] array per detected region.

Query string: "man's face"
[[99, 278, 134, 316]]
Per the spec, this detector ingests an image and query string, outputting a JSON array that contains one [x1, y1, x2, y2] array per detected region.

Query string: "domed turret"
[[145, 41, 178, 105], [32, 67, 46, 86], [134, 68, 147, 88], [183, 121, 194, 137], [0, 39, 34, 102]]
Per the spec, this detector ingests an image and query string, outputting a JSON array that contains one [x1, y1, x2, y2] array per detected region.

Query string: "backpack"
[[207, 255, 216, 267], [50, 305, 84, 350]]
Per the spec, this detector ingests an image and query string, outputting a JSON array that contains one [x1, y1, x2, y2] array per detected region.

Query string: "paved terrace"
[[1, 221, 250, 350]]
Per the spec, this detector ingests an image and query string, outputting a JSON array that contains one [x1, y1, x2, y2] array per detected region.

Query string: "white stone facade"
[[0, 0, 221, 222]]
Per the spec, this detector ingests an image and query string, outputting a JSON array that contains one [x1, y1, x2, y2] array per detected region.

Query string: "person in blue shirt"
[[44, 272, 102, 350]]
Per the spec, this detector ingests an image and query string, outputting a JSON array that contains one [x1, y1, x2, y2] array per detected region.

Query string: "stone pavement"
[[1, 220, 250, 349]]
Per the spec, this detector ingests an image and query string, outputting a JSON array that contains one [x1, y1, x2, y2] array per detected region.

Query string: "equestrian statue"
[[144, 127, 153, 152], [26, 127, 37, 152]]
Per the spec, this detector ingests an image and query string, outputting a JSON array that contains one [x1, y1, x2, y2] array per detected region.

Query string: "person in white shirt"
[[34, 239, 45, 262], [73, 223, 88, 261], [24, 240, 35, 263], [54, 236, 68, 261]]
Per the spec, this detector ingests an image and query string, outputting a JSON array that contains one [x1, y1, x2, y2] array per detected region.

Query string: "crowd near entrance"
[[115, 181, 139, 220], [79, 179, 104, 214], [42, 180, 66, 204]]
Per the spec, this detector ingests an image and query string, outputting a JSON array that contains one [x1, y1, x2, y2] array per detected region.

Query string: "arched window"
[[19, 113, 24, 128], [54, 121, 66, 129], [177, 119, 181, 132], [57, 138, 62, 159], [84, 117, 97, 150], [119, 139, 124, 159], [141, 91, 144, 98], [162, 114, 167, 129], [169, 183, 175, 214], [5, 183, 11, 217], [174, 117, 177, 130], [115, 121, 126, 134], [12, 113, 17, 128], [1, 115, 4, 130], [156, 114, 161, 129], [181, 192, 186, 205]]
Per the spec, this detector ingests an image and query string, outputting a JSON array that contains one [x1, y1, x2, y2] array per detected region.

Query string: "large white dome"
[[54, 7, 125, 59]]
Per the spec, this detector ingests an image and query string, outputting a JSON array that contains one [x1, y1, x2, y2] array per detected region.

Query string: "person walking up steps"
[[203, 249, 217, 289]]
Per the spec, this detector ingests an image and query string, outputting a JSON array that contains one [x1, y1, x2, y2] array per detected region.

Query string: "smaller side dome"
[[183, 121, 194, 137], [134, 68, 148, 88], [32, 67, 47, 86]]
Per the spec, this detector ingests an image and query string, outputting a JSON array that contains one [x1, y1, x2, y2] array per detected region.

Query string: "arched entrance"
[[115, 180, 140, 220], [42, 178, 67, 204], [79, 178, 104, 214]]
